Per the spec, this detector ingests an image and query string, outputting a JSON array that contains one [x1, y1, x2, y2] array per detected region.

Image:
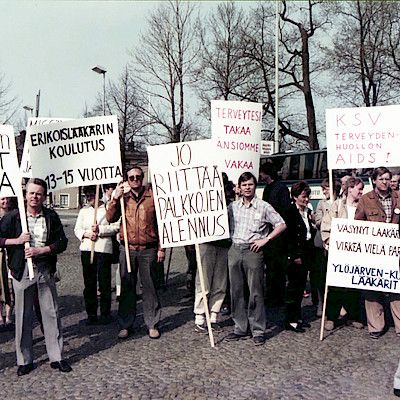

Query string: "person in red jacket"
[[106, 166, 165, 340]]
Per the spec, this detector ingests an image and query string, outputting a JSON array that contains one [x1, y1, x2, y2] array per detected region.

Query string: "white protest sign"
[[211, 100, 262, 184], [326, 218, 400, 293], [21, 117, 72, 178], [260, 140, 274, 156], [147, 139, 230, 248], [27, 115, 122, 191], [0, 125, 22, 197], [326, 105, 400, 169], [0, 126, 34, 279]]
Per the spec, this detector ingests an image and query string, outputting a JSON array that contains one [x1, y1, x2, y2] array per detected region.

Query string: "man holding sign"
[[0, 178, 70, 375], [355, 167, 400, 339], [225, 172, 286, 346], [106, 166, 165, 340]]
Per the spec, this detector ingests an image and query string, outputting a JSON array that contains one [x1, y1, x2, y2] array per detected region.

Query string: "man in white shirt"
[[225, 172, 286, 346]]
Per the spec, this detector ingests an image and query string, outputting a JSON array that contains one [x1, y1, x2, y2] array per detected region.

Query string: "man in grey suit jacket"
[[0, 178, 71, 376]]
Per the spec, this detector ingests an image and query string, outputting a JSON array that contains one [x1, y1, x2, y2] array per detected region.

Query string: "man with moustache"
[[355, 166, 400, 339], [106, 166, 165, 340]]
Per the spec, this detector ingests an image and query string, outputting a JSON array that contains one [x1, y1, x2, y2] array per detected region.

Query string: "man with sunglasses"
[[106, 166, 165, 340]]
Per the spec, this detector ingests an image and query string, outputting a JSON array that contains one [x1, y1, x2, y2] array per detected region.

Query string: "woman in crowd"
[[321, 177, 365, 331], [285, 181, 316, 333], [74, 186, 120, 325], [313, 178, 341, 317]]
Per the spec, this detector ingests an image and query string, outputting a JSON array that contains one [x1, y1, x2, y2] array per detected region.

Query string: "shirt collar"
[[296, 204, 308, 215], [27, 211, 43, 218], [375, 188, 391, 200], [239, 196, 257, 209], [129, 187, 146, 202]]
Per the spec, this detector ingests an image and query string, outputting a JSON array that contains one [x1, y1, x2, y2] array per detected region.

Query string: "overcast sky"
[[0, 1, 170, 122]]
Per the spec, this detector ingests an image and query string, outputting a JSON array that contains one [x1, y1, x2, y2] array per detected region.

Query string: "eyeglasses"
[[128, 175, 143, 182]]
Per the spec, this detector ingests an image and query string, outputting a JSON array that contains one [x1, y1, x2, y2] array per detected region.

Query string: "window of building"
[[59, 194, 69, 208]]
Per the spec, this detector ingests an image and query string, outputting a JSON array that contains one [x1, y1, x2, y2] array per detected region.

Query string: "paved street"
[[0, 209, 399, 399]]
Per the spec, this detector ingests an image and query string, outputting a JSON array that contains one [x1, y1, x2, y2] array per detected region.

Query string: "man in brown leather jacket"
[[106, 166, 165, 340], [355, 166, 400, 339]]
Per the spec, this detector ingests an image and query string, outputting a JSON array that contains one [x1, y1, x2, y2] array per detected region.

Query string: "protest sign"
[[211, 100, 262, 184], [0, 125, 22, 197], [260, 140, 274, 156], [326, 218, 400, 293], [147, 139, 230, 248], [0, 125, 34, 279], [21, 117, 72, 178], [326, 105, 400, 169], [27, 115, 122, 191]]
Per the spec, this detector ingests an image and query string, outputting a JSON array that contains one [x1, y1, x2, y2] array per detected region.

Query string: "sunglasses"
[[128, 175, 143, 182]]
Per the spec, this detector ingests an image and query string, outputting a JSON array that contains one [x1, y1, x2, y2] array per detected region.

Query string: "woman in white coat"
[[74, 186, 120, 325]]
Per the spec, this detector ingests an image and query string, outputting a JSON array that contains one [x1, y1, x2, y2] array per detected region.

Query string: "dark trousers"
[[184, 245, 197, 291], [118, 246, 161, 330], [263, 237, 287, 306], [81, 251, 112, 317], [326, 287, 361, 322], [285, 261, 308, 323], [310, 248, 327, 305]]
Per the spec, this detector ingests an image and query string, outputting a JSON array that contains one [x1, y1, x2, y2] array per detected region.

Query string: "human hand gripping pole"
[[113, 182, 131, 273], [17, 195, 34, 280]]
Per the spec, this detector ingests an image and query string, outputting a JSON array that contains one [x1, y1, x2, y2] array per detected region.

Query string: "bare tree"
[[129, 0, 200, 144], [238, 1, 326, 150], [384, 4, 400, 83], [108, 66, 150, 165], [277, 0, 327, 149], [326, 1, 400, 107], [0, 73, 20, 125], [195, 1, 249, 106], [84, 66, 147, 166]]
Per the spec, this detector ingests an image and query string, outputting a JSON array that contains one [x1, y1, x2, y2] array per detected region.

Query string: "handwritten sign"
[[260, 140, 274, 156], [326, 218, 400, 293], [326, 105, 400, 169], [20, 117, 72, 178], [211, 100, 262, 184], [147, 139, 230, 248], [27, 115, 122, 191], [0, 125, 21, 197]]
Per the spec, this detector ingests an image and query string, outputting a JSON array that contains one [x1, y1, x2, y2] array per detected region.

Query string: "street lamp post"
[[92, 65, 107, 116], [23, 105, 34, 125], [89, 65, 107, 261], [23, 105, 34, 116]]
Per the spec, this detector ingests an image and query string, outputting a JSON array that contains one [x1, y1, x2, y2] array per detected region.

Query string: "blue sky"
[[0, 1, 167, 121]]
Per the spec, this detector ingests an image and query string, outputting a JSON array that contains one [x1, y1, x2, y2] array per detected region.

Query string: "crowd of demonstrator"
[[1, 165, 400, 385]]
